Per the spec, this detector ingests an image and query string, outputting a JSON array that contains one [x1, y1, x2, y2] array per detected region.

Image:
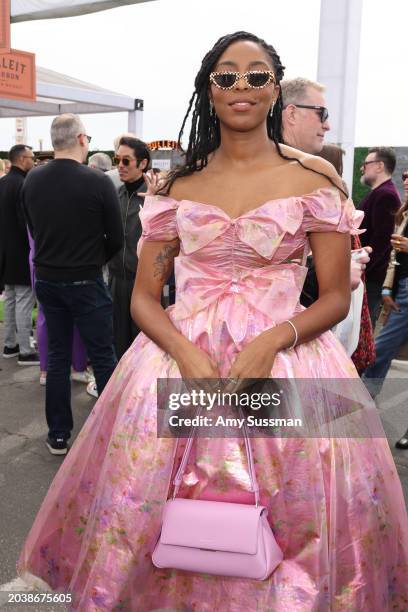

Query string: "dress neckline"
[[160, 186, 340, 222]]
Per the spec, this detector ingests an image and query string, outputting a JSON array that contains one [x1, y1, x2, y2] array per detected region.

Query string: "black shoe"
[[46, 436, 68, 455], [395, 430, 408, 450], [17, 352, 40, 366], [3, 344, 20, 358]]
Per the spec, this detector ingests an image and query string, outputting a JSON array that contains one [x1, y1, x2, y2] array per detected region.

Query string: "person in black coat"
[[22, 114, 122, 454], [108, 136, 150, 359], [0, 145, 39, 364]]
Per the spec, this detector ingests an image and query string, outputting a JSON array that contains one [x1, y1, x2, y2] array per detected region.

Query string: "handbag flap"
[[160, 498, 265, 554]]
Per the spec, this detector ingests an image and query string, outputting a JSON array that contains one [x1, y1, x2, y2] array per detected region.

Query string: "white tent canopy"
[[10, 0, 155, 22], [0, 66, 143, 134]]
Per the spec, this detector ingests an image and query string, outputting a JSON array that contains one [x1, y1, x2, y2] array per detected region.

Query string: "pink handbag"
[[152, 413, 283, 580]]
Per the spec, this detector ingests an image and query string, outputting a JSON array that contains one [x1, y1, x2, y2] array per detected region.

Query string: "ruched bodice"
[[138, 188, 363, 325]]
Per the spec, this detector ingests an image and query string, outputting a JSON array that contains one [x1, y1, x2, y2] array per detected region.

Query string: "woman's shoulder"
[[168, 172, 206, 202]]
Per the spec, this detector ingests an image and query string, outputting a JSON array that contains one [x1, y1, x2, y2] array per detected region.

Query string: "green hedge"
[[352, 147, 370, 207]]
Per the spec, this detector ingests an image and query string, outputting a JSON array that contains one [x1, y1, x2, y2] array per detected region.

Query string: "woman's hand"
[[391, 234, 408, 253], [228, 334, 279, 382], [173, 340, 220, 380], [380, 294, 400, 324]]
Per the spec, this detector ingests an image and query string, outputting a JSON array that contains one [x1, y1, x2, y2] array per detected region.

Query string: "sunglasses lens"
[[212, 73, 237, 88], [320, 109, 329, 122], [403, 174, 408, 181], [114, 157, 130, 166], [247, 72, 272, 88]]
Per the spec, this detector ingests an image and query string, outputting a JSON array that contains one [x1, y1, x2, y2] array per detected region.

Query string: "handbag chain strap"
[[172, 405, 260, 506]]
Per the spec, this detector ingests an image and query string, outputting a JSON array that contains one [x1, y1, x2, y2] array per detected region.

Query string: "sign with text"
[[153, 159, 171, 171], [0, 0, 10, 52], [0, 48, 36, 101]]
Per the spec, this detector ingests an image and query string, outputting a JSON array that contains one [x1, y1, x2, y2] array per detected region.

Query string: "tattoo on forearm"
[[153, 244, 178, 281]]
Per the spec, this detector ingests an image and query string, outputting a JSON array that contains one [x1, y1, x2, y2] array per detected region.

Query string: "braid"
[[162, 31, 347, 199]]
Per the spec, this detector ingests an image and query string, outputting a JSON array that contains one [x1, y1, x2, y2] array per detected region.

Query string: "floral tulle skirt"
[[18, 304, 408, 611]]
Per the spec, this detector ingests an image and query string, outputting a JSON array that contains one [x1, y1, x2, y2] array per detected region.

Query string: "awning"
[[10, 0, 156, 22], [0, 65, 143, 133]]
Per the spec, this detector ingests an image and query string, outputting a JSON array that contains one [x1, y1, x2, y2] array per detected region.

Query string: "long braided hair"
[[163, 31, 346, 196]]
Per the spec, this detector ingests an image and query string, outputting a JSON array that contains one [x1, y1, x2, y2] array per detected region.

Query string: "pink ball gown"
[[18, 189, 408, 611]]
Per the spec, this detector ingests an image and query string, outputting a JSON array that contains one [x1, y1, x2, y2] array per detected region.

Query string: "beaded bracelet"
[[283, 319, 298, 349]]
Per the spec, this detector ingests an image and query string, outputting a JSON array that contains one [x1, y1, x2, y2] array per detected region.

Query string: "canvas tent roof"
[[10, 0, 155, 22], [0, 66, 143, 132]]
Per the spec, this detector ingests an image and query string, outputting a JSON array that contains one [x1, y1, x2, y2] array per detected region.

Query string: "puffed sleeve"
[[302, 188, 364, 235], [137, 195, 179, 256]]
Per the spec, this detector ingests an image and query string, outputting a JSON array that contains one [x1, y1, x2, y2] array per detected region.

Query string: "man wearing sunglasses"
[[105, 132, 136, 188], [359, 147, 401, 326], [107, 136, 150, 360], [21, 113, 122, 455], [281, 77, 374, 372], [281, 77, 330, 154]]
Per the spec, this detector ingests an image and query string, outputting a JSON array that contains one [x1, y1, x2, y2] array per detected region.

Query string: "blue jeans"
[[363, 277, 408, 396], [35, 278, 117, 440]]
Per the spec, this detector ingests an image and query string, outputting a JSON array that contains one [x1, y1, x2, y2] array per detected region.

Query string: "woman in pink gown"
[[18, 32, 408, 611]]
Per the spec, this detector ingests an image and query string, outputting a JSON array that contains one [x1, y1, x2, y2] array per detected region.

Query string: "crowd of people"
[[0, 30, 407, 611]]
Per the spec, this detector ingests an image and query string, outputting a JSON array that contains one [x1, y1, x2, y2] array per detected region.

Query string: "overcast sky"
[[1, 0, 407, 151]]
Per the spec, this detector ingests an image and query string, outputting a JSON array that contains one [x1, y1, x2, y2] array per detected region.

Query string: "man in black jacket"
[[0, 144, 39, 365], [22, 114, 122, 455], [108, 136, 150, 359]]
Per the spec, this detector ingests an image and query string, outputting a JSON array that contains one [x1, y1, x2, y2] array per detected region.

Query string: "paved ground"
[[0, 324, 94, 611], [0, 323, 407, 610]]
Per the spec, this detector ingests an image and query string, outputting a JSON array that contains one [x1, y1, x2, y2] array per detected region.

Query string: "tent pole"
[[317, 0, 363, 191], [128, 99, 143, 137]]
